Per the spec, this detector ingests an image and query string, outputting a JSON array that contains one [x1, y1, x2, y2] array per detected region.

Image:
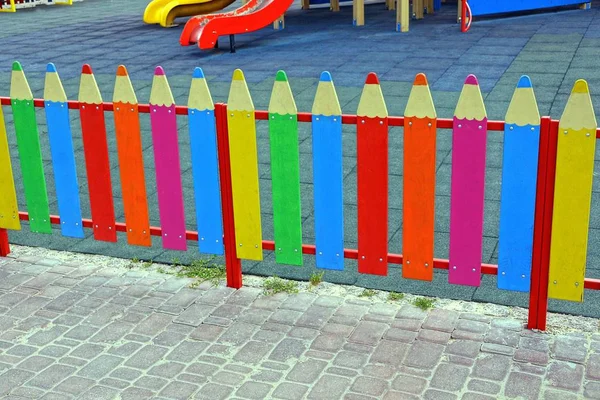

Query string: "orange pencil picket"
[[402, 73, 436, 281], [113, 65, 151, 247]]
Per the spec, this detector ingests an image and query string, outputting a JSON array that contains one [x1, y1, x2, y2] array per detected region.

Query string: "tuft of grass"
[[263, 276, 299, 296], [172, 258, 181, 267], [174, 258, 225, 287], [359, 289, 377, 298], [387, 292, 404, 301], [309, 271, 325, 286], [131, 257, 140, 264], [413, 297, 436, 311], [141, 261, 153, 269]]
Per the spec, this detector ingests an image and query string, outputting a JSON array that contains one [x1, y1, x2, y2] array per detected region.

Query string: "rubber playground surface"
[[2, 0, 600, 317]]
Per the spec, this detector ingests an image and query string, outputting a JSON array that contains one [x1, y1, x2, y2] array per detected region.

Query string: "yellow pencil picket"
[[0, 104, 20, 230], [227, 69, 263, 260], [548, 80, 597, 302]]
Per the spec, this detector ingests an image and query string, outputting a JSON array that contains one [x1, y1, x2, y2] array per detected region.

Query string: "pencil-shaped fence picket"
[[0, 61, 598, 331]]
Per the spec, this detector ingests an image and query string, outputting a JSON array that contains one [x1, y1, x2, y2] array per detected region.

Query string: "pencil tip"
[[319, 71, 332, 82], [12, 61, 22, 72], [572, 79, 589, 94], [516, 75, 532, 89], [82, 64, 93, 74], [46, 63, 57, 73], [365, 72, 379, 85], [464, 74, 478, 86], [154, 66, 165, 76], [413, 73, 428, 86], [117, 65, 128, 76], [193, 67, 205, 79], [275, 70, 287, 82], [232, 69, 245, 81]]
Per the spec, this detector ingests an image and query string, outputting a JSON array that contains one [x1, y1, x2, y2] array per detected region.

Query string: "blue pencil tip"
[[517, 75, 532, 89], [319, 71, 332, 82], [193, 67, 205, 79], [46, 63, 57, 73]]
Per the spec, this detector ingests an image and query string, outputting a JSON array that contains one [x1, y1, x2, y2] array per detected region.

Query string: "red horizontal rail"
[[4, 96, 595, 135]]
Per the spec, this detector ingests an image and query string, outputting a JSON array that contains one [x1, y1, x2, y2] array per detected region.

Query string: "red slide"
[[179, 0, 293, 50]]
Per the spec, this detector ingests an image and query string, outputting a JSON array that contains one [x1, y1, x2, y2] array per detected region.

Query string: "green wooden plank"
[[11, 62, 51, 233], [269, 71, 302, 266]]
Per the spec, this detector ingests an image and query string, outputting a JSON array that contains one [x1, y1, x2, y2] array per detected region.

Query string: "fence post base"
[[0, 229, 10, 257], [215, 103, 243, 289]]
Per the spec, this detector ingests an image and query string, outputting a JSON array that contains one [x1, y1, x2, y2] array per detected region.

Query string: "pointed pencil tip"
[[154, 66, 165, 76], [413, 73, 428, 86], [365, 72, 379, 85], [46, 63, 57, 73], [193, 67, 205, 79], [117, 65, 128, 76], [232, 69, 245, 81], [12, 61, 22, 72], [465, 74, 478, 86], [572, 79, 589, 94], [516, 75, 532, 89], [275, 70, 287, 82], [319, 71, 332, 82], [82, 64, 93, 74]]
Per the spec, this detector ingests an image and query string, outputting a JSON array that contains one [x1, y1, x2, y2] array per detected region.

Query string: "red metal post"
[[215, 103, 243, 289], [0, 229, 9, 257], [528, 117, 558, 331], [461, 0, 467, 32]]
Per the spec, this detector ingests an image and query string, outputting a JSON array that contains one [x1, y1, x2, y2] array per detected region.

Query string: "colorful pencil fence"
[[0, 62, 599, 332]]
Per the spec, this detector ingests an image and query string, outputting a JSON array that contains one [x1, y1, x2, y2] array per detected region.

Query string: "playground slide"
[[179, 0, 294, 50], [143, 0, 236, 27]]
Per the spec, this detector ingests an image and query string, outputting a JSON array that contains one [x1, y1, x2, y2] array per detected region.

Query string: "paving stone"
[[392, 319, 422, 332], [322, 323, 354, 337], [288, 326, 319, 340], [153, 330, 186, 346], [235, 381, 273, 399], [26, 325, 68, 346], [311, 333, 345, 352], [254, 329, 285, 342], [519, 336, 549, 352], [553, 335, 587, 364], [472, 354, 511, 381], [351, 375, 388, 396], [251, 369, 283, 383], [148, 362, 186, 379], [90, 321, 135, 344], [546, 361, 584, 391], [272, 382, 309, 400], [349, 321, 388, 346], [269, 338, 306, 362], [40, 345, 71, 358], [159, 381, 199, 399], [173, 303, 213, 327], [588, 353, 600, 380], [28, 364, 77, 390], [135, 375, 169, 391], [403, 340, 444, 369], [194, 382, 234, 400], [421, 309, 458, 332], [395, 305, 427, 320], [467, 379, 501, 395], [17, 355, 55, 372], [314, 295, 343, 308], [417, 329, 451, 344], [513, 362, 547, 376], [110, 367, 143, 381], [6, 344, 37, 357], [121, 387, 156, 400], [369, 339, 407, 366], [211, 304, 245, 320], [513, 348, 549, 365], [107, 342, 142, 357], [54, 376, 96, 395], [0, 369, 35, 396], [234, 341, 273, 364], [503, 371, 541, 400], [363, 364, 396, 380], [542, 389, 580, 400], [484, 328, 520, 347], [430, 363, 469, 391], [333, 351, 368, 369], [480, 343, 515, 356], [585, 381, 600, 399], [213, 371, 246, 386], [189, 323, 224, 341], [134, 312, 173, 336], [269, 309, 302, 325], [452, 330, 485, 341], [490, 318, 522, 331], [124, 345, 169, 370], [327, 366, 358, 377], [461, 393, 497, 400], [10, 386, 46, 399], [391, 373, 427, 394], [286, 358, 328, 384], [308, 374, 350, 399], [383, 391, 420, 400], [385, 328, 417, 343], [456, 319, 489, 334], [166, 340, 209, 363], [281, 293, 316, 311], [296, 306, 334, 330], [446, 339, 482, 358], [70, 343, 106, 359], [423, 389, 457, 400], [219, 322, 260, 346]]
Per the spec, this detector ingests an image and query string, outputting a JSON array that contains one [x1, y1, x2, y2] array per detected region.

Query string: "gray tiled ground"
[[1, 254, 599, 399], [2, 0, 600, 317]]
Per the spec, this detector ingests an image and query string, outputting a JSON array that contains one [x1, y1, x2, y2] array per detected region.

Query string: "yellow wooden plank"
[[396, 0, 409, 32], [0, 105, 20, 230], [548, 79, 597, 302], [227, 69, 263, 260]]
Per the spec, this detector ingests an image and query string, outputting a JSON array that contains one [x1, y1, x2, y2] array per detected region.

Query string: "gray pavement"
[[1, 0, 600, 317], [1, 252, 599, 399]]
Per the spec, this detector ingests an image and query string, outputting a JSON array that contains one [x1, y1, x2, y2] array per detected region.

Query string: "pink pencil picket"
[[448, 75, 487, 287]]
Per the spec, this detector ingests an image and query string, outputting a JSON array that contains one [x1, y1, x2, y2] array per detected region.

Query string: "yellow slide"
[[144, 0, 236, 27]]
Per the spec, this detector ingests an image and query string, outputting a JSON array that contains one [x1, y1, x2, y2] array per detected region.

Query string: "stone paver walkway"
[[0, 251, 598, 399]]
